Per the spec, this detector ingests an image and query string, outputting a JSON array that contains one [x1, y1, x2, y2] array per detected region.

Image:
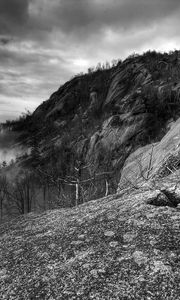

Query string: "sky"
[[0, 0, 180, 122]]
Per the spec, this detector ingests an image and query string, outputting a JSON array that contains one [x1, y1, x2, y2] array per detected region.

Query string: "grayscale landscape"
[[1, 1, 180, 299]]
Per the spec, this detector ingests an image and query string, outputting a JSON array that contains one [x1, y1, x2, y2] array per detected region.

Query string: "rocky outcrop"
[[86, 111, 148, 173], [84, 60, 157, 172], [104, 61, 152, 109], [118, 117, 180, 192]]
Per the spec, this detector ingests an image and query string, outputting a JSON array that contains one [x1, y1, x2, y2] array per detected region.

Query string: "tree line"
[[0, 139, 117, 223]]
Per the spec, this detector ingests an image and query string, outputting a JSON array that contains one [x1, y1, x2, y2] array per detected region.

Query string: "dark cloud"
[[29, 0, 180, 36], [0, 0, 180, 122], [0, 36, 12, 45], [0, 0, 28, 19], [0, 0, 29, 35], [1, 0, 179, 40]]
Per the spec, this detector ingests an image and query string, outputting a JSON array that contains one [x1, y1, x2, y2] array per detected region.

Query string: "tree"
[[2, 161, 7, 168], [88, 67, 95, 74], [0, 176, 8, 222], [4, 172, 36, 215], [96, 62, 102, 71]]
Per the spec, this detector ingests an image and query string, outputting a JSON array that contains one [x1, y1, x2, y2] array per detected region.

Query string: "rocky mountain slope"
[[29, 50, 180, 178], [1, 171, 180, 299], [35, 50, 180, 153]]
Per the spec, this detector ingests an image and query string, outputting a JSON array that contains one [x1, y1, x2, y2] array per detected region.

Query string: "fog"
[[0, 128, 28, 164], [0, 148, 22, 164]]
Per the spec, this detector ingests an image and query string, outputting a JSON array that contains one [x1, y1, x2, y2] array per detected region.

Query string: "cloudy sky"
[[0, 0, 180, 122]]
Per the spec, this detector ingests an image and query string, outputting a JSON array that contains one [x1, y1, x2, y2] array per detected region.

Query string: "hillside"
[[1, 171, 180, 299]]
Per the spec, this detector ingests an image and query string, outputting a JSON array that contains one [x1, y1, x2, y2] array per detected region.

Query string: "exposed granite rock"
[[104, 61, 152, 108], [118, 117, 180, 192], [1, 176, 180, 299]]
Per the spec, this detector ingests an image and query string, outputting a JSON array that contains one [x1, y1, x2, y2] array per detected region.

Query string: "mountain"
[[1, 50, 180, 298], [1, 50, 180, 217]]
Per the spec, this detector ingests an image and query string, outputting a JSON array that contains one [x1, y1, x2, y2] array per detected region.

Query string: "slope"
[[1, 172, 180, 299]]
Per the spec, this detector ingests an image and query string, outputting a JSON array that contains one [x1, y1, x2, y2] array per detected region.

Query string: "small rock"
[[104, 231, 115, 237], [169, 252, 176, 259], [98, 268, 106, 274], [109, 241, 118, 247], [49, 243, 56, 249], [153, 249, 161, 255], [139, 275, 145, 282], [133, 251, 148, 266], [78, 234, 85, 240], [149, 237, 157, 246], [123, 233, 136, 243], [76, 290, 84, 296], [71, 240, 83, 246], [107, 213, 116, 220], [0, 269, 8, 280], [90, 269, 98, 277], [83, 263, 91, 269], [152, 260, 171, 274]]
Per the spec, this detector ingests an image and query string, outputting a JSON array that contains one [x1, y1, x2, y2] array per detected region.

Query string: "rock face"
[[118, 117, 180, 192], [1, 173, 180, 299], [85, 60, 155, 173], [104, 60, 151, 108]]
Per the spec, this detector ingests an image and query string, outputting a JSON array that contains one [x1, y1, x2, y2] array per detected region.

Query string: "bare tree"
[[0, 176, 8, 222], [4, 172, 36, 216], [36, 157, 114, 208]]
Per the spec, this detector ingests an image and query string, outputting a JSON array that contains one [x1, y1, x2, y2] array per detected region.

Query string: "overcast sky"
[[0, 0, 180, 122]]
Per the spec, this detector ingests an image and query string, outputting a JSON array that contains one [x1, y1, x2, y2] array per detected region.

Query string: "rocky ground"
[[1, 177, 180, 299]]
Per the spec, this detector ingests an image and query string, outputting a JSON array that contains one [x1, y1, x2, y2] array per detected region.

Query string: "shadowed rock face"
[[104, 61, 151, 108], [1, 174, 180, 299], [86, 60, 153, 165]]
